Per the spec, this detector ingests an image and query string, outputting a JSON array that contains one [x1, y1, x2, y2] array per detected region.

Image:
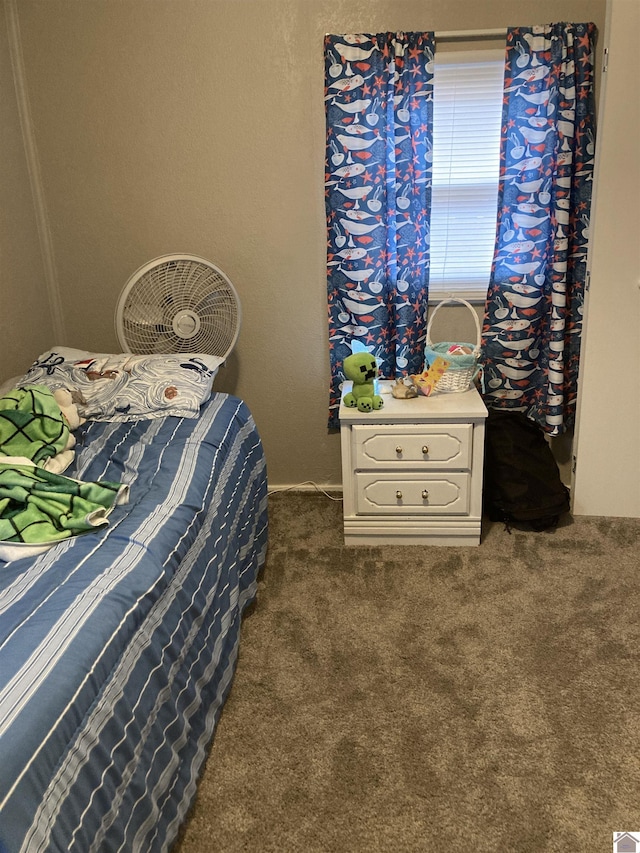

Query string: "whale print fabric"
[[325, 32, 434, 428], [482, 23, 596, 435]]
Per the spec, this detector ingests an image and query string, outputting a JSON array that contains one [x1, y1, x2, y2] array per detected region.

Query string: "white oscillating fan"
[[115, 254, 241, 358]]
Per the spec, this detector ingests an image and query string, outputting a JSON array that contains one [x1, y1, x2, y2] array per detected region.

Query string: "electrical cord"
[[267, 481, 343, 501]]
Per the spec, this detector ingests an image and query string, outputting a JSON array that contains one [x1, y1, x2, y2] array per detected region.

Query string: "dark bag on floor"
[[483, 409, 570, 531]]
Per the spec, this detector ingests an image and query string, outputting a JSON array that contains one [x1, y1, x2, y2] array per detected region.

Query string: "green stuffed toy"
[[343, 351, 384, 413]]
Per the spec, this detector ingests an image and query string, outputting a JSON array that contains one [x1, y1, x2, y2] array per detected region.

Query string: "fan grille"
[[116, 256, 240, 357]]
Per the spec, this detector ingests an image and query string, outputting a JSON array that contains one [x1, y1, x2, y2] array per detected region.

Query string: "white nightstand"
[[339, 380, 488, 546]]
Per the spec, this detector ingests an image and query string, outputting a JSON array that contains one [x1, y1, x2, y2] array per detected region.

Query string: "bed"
[[0, 348, 268, 852]]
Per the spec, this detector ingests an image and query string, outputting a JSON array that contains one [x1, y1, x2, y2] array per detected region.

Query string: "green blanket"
[[0, 385, 69, 463], [0, 385, 128, 557], [0, 459, 128, 554]]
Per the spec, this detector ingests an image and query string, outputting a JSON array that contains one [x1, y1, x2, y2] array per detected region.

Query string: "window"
[[429, 49, 504, 302]]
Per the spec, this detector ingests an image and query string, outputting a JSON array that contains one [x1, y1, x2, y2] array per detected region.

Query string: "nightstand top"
[[339, 380, 488, 424]]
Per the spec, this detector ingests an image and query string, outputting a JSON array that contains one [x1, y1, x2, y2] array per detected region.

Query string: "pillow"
[[0, 376, 25, 398], [18, 347, 223, 422]]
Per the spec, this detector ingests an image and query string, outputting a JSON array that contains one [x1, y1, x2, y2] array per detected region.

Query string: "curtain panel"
[[324, 32, 434, 429], [481, 23, 597, 435]]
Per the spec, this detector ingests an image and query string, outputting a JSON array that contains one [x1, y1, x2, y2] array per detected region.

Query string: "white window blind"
[[429, 49, 504, 301]]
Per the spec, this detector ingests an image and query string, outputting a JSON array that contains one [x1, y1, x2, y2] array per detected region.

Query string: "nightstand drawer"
[[355, 472, 470, 515], [353, 424, 472, 470]]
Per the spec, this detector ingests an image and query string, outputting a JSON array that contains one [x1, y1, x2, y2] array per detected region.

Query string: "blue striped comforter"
[[0, 394, 268, 852]]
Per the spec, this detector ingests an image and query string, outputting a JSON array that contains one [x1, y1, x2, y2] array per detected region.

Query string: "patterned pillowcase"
[[19, 347, 223, 422]]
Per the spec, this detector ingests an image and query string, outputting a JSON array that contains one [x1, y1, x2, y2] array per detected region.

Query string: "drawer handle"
[[422, 489, 429, 500], [395, 446, 403, 455], [422, 445, 429, 455], [396, 490, 403, 500]]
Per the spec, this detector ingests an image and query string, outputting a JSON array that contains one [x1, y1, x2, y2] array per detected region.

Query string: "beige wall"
[[0, 3, 54, 379], [3, 0, 606, 488], [572, 0, 640, 517]]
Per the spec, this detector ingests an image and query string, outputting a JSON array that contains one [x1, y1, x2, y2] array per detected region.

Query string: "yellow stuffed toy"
[[411, 356, 451, 396], [42, 388, 87, 473]]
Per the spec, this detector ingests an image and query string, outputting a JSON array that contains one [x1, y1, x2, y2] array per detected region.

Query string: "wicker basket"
[[424, 297, 481, 393]]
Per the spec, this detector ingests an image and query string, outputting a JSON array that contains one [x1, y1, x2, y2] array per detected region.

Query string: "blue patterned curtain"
[[481, 23, 596, 435], [325, 32, 435, 428]]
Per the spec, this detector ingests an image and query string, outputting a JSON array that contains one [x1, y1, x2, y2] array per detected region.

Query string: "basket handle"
[[426, 297, 482, 354]]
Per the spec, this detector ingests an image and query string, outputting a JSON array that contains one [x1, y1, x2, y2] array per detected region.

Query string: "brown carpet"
[[174, 493, 640, 853]]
